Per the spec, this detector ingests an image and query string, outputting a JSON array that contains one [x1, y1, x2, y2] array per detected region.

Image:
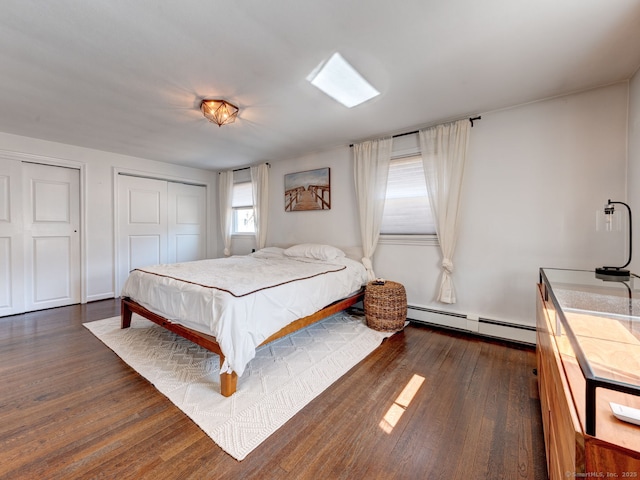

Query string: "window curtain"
[[353, 138, 393, 281], [218, 170, 234, 256], [419, 119, 470, 303], [250, 163, 269, 250]]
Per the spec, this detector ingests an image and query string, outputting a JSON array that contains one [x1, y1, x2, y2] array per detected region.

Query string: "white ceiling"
[[1, 1, 640, 170]]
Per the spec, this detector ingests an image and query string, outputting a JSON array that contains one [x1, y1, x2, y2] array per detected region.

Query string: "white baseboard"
[[477, 319, 536, 345], [407, 305, 536, 346], [86, 292, 116, 303], [408, 305, 467, 330]]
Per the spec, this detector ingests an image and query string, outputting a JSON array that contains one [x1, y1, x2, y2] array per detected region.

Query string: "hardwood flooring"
[[0, 300, 547, 479]]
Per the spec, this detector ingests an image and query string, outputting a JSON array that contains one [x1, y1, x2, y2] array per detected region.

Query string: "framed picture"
[[284, 167, 331, 211]]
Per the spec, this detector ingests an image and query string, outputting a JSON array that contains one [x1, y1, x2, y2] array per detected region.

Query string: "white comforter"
[[120, 247, 367, 376]]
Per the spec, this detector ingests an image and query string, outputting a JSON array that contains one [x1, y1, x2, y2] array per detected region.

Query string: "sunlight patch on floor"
[[379, 374, 425, 434]]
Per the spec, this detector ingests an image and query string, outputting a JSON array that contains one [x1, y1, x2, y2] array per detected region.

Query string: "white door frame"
[[0, 149, 87, 306]]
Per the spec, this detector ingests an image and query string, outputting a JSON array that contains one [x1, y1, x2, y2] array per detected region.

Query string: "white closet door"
[[23, 163, 81, 311], [167, 182, 206, 263], [0, 159, 24, 316], [117, 175, 168, 293]]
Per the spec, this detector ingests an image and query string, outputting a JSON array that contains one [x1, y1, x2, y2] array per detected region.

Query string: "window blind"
[[232, 181, 253, 208], [380, 155, 435, 235]]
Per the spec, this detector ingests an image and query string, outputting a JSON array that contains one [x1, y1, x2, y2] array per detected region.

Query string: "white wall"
[[444, 83, 627, 325], [227, 146, 362, 255], [0, 132, 217, 302], [268, 147, 361, 248], [628, 68, 640, 274], [262, 83, 629, 334]]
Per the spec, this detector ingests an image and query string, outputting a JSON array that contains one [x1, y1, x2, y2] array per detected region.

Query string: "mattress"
[[120, 247, 368, 376]]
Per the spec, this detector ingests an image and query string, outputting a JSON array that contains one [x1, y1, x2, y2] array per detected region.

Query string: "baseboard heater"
[[407, 304, 536, 346]]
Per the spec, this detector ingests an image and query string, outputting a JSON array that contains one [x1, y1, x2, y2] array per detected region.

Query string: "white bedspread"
[[120, 248, 367, 376]]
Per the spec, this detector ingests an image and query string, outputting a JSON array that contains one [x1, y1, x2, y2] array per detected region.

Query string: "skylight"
[[307, 52, 380, 108]]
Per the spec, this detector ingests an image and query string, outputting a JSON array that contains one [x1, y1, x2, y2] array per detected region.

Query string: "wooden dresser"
[[537, 268, 640, 479]]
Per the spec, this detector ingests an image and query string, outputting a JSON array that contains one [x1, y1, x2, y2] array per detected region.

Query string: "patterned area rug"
[[84, 311, 393, 461]]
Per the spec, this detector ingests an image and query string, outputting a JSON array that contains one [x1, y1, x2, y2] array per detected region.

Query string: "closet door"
[[23, 163, 81, 311], [117, 175, 168, 293], [0, 159, 24, 316], [167, 182, 206, 263], [117, 175, 207, 294]]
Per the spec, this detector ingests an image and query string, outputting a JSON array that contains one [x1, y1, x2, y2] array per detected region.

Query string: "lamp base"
[[595, 266, 630, 281]]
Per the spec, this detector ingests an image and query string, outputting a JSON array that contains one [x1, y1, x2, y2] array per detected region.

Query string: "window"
[[232, 181, 255, 234], [380, 154, 436, 237]]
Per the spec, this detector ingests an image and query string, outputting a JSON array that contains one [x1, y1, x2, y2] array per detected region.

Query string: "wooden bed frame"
[[120, 289, 364, 397]]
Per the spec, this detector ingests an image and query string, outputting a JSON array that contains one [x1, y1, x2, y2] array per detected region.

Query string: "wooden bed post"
[[220, 355, 238, 397], [121, 299, 133, 328]]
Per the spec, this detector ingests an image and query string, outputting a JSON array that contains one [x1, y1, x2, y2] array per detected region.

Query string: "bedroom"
[[1, 1, 640, 478]]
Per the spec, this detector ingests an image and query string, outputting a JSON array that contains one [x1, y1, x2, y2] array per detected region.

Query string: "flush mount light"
[[307, 52, 380, 108], [200, 99, 239, 127]]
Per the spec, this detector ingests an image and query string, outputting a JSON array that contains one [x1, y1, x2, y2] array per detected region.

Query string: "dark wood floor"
[[0, 299, 547, 479]]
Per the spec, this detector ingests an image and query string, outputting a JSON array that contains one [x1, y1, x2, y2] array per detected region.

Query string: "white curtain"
[[218, 170, 234, 256], [353, 138, 393, 281], [419, 119, 470, 303], [250, 163, 269, 250]]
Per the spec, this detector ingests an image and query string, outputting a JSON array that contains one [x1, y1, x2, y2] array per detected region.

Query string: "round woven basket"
[[364, 280, 407, 332]]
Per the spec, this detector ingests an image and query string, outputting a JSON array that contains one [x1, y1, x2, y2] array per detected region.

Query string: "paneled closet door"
[[167, 182, 206, 264], [117, 175, 168, 293], [23, 162, 81, 312], [0, 159, 24, 316], [117, 175, 207, 294]]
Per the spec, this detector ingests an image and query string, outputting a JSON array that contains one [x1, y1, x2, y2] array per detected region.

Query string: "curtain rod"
[[349, 116, 481, 147], [218, 162, 271, 174], [234, 162, 270, 172]]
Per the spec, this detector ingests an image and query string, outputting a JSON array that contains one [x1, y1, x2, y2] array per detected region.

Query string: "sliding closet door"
[[23, 162, 81, 311], [117, 175, 168, 293], [0, 159, 24, 316], [117, 175, 207, 293], [167, 182, 206, 263]]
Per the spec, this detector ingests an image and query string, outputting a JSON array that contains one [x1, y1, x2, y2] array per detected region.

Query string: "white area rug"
[[84, 311, 393, 461]]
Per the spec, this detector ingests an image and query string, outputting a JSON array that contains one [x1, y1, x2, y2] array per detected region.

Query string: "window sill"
[[231, 232, 256, 237], [378, 234, 439, 246]]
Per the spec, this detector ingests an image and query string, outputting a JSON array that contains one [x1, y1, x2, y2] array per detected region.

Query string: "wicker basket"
[[364, 280, 407, 332]]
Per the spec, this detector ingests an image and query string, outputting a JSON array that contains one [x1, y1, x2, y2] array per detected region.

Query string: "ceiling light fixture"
[[307, 52, 380, 108], [200, 99, 239, 127]]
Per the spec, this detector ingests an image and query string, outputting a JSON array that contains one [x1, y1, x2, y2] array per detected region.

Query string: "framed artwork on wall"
[[284, 167, 331, 211]]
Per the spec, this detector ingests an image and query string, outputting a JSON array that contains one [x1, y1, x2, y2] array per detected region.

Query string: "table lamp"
[[596, 199, 632, 281]]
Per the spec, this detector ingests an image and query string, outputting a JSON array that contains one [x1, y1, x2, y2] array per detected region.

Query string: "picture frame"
[[284, 167, 331, 211]]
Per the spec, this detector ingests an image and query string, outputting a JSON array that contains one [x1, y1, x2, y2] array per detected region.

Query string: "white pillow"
[[256, 246, 285, 255], [283, 243, 346, 261]]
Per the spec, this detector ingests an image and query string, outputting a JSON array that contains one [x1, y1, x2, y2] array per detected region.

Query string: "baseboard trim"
[[407, 304, 536, 346], [478, 317, 536, 331], [86, 292, 116, 303], [407, 304, 467, 318], [408, 317, 535, 350]]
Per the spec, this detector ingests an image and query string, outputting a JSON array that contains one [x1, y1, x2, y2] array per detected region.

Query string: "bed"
[[120, 244, 368, 396]]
